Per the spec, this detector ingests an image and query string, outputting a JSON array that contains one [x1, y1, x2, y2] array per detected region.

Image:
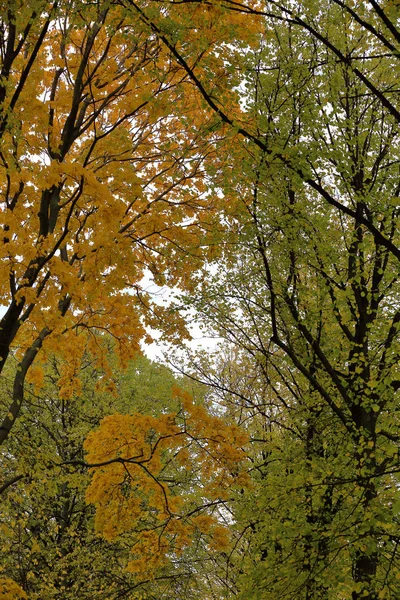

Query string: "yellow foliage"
[[0, 578, 27, 600], [0, 0, 247, 437], [26, 365, 44, 393], [84, 392, 249, 576]]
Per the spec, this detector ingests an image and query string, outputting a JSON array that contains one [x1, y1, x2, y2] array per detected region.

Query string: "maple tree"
[[0, 350, 248, 599], [1, 0, 400, 598], [0, 0, 252, 452], [0, 1, 252, 594], [0, 0, 257, 595]]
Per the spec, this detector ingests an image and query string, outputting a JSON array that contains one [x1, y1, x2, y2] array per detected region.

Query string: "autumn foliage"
[[0, 579, 27, 600], [1, 0, 400, 599], [84, 386, 248, 578], [0, 0, 252, 448]]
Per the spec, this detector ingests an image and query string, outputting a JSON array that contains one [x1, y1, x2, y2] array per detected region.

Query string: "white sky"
[[138, 270, 221, 362]]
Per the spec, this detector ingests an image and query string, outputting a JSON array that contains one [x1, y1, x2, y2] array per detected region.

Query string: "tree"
[[138, 1, 400, 597], [0, 2, 254, 596], [0, 0, 247, 452], [2, 1, 400, 597], [0, 347, 248, 599]]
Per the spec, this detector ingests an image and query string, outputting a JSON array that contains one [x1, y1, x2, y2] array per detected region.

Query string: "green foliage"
[[0, 351, 211, 599], [168, 1, 400, 597]]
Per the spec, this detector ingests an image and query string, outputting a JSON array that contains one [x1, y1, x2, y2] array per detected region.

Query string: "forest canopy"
[[1, 1, 400, 599]]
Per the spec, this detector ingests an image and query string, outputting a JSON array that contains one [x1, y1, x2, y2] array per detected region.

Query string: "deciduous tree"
[[0, 0, 246, 450], [152, 2, 400, 597], [0, 349, 248, 599]]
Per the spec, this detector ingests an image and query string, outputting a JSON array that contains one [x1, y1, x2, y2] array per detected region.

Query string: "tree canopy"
[[1, 1, 400, 599]]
